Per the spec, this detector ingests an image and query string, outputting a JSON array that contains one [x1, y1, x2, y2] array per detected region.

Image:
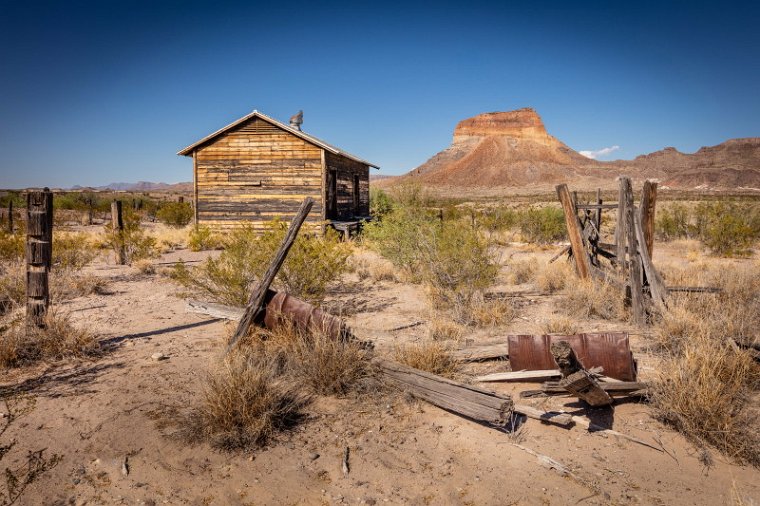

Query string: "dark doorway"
[[353, 174, 360, 214], [327, 168, 337, 219]]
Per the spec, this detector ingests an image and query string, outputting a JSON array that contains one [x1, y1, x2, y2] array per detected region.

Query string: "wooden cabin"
[[177, 110, 379, 233]]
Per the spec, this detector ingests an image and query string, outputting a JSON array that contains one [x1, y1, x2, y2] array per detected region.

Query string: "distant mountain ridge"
[[70, 181, 192, 192], [398, 108, 760, 191]]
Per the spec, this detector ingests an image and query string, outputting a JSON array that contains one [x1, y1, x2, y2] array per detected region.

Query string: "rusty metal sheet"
[[507, 333, 637, 381], [263, 291, 352, 342]]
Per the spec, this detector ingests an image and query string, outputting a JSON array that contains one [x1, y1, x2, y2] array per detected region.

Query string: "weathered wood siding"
[[325, 151, 370, 220], [195, 117, 323, 230]]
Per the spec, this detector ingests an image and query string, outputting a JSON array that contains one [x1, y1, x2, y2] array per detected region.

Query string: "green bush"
[[517, 207, 566, 244], [53, 232, 98, 270], [362, 207, 433, 280], [0, 230, 24, 262], [478, 206, 518, 233], [104, 207, 158, 264], [157, 202, 193, 228], [173, 221, 350, 306], [701, 208, 756, 257], [188, 225, 223, 252], [656, 203, 692, 240], [369, 187, 393, 220]]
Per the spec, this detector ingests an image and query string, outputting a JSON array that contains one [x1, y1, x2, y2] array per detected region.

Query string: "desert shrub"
[[650, 334, 760, 466], [157, 201, 193, 228], [181, 351, 307, 451], [173, 222, 350, 306], [558, 279, 626, 321], [508, 257, 538, 284], [478, 206, 518, 234], [364, 207, 500, 324], [388, 183, 431, 209], [0, 312, 99, 368], [535, 261, 571, 293], [103, 207, 158, 264], [0, 261, 25, 310], [517, 207, 566, 244], [369, 187, 393, 219], [469, 298, 517, 327], [53, 232, 98, 270], [701, 208, 756, 257], [188, 225, 223, 252], [0, 230, 24, 262], [656, 203, 692, 240], [51, 269, 106, 300], [134, 259, 156, 275], [394, 340, 457, 377], [263, 321, 369, 396]]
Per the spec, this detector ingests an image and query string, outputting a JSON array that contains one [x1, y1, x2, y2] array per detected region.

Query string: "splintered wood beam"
[[374, 358, 515, 427], [476, 369, 560, 383], [615, 178, 627, 268], [640, 180, 657, 258], [556, 184, 590, 279], [621, 178, 645, 324], [228, 197, 314, 353], [550, 340, 612, 407], [634, 213, 668, 311]]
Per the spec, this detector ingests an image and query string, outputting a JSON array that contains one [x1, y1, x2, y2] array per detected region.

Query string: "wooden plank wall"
[[325, 151, 370, 220], [195, 117, 324, 231]]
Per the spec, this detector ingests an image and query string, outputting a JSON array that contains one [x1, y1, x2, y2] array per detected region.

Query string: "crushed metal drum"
[[507, 333, 637, 381], [263, 291, 353, 342]]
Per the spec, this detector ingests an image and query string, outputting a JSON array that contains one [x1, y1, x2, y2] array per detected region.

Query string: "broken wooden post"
[[111, 200, 126, 265], [640, 180, 657, 259], [550, 341, 612, 407], [7, 201, 13, 233], [621, 178, 644, 324], [26, 188, 53, 328], [556, 184, 590, 279], [634, 213, 667, 311], [595, 188, 602, 234], [615, 178, 627, 268], [228, 197, 314, 352]]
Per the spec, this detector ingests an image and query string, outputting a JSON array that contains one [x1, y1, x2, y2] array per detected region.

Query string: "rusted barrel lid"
[[507, 333, 637, 381], [263, 291, 351, 341]]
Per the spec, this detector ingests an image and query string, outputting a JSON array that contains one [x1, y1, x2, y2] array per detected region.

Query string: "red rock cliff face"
[[453, 108, 551, 143]]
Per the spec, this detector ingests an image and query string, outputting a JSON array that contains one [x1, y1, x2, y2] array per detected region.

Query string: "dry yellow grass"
[[134, 259, 156, 275], [393, 340, 458, 377], [508, 257, 538, 284], [535, 260, 572, 294], [542, 315, 579, 335], [557, 279, 626, 321], [427, 316, 465, 341], [0, 312, 99, 368], [469, 298, 517, 327]]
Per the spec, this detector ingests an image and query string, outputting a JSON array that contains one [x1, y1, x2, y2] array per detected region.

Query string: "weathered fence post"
[[595, 188, 602, 233], [26, 188, 53, 327], [621, 178, 644, 324], [615, 178, 627, 268], [556, 184, 590, 279], [111, 200, 126, 265], [178, 196, 184, 203], [7, 201, 13, 233], [640, 181, 657, 259]]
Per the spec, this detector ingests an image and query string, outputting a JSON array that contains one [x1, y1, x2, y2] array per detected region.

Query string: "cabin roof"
[[177, 110, 379, 169]]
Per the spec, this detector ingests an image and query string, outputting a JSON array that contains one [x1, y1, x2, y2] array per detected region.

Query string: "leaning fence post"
[[615, 178, 627, 268], [639, 180, 657, 259], [227, 197, 315, 353], [622, 177, 645, 324], [556, 184, 590, 279], [111, 200, 126, 265], [26, 188, 53, 328]]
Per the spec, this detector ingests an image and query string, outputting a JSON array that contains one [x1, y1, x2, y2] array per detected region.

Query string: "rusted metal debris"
[[262, 290, 353, 341], [507, 333, 637, 382]]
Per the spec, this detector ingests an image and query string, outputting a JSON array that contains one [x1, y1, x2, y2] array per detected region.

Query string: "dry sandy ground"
[[1, 243, 759, 506]]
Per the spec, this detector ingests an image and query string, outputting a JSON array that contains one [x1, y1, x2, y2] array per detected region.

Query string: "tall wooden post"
[[556, 184, 590, 279], [615, 179, 627, 267], [26, 188, 53, 328], [7, 201, 13, 233], [621, 178, 644, 324], [594, 188, 602, 233], [111, 200, 126, 265], [639, 181, 657, 259]]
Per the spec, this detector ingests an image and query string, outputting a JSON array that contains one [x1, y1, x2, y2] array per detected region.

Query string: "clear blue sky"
[[1, 0, 758, 188]]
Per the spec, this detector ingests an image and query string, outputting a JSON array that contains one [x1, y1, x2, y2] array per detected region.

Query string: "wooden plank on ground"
[[476, 370, 560, 383]]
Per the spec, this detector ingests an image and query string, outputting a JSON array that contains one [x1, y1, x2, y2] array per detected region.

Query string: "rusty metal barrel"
[[507, 333, 637, 381], [263, 291, 352, 342]]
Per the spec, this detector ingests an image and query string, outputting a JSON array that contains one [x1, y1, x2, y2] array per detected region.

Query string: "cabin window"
[[353, 175, 360, 214]]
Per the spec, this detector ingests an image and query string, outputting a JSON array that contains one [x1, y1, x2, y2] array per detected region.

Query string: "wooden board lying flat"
[[476, 370, 560, 383]]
